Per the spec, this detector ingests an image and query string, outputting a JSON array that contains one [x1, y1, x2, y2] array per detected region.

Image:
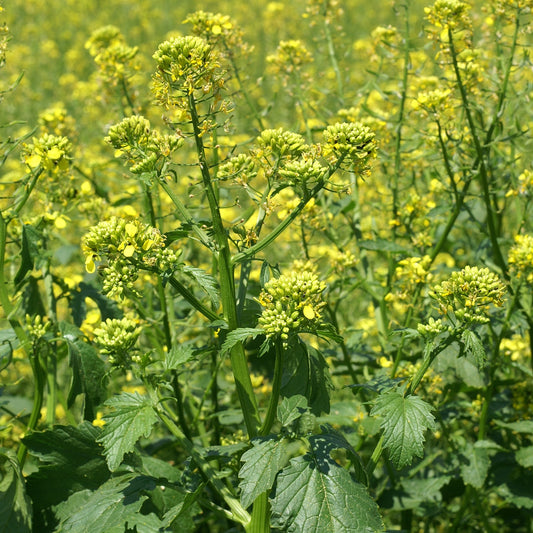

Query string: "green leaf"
[[516, 446, 533, 469], [22, 423, 109, 510], [60, 322, 107, 421], [494, 420, 533, 434], [97, 392, 158, 471], [0, 449, 32, 533], [384, 475, 452, 511], [371, 392, 436, 469], [14, 224, 42, 286], [182, 265, 219, 307], [270, 435, 383, 532], [460, 441, 490, 488], [54, 473, 162, 533], [220, 328, 263, 357], [165, 343, 196, 371], [239, 436, 290, 508], [69, 282, 122, 327], [281, 341, 333, 416], [277, 395, 308, 427], [461, 330, 486, 368]]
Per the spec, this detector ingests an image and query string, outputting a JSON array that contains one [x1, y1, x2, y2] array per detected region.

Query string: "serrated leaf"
[[384, 476, 452, 511], [22, 423, 109, 510], [371, 392, 436, 469], [182, 265, 220, 307], [220, 328, 263, 357], [277, 395, 308, 427], [0, 449, 32, 533], [165, 344, 196, 370], [97, 392, 158, 471], [461, 330, 486, 368], [460, 442, 490, 488], [239, 436, 290, 508], [270, 436, 383, 532], [54, 474, 160, 533]]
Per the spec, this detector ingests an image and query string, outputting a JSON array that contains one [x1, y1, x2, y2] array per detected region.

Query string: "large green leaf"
[[460, 441, 490, 488], [371, 391, 436, 469], [23, 423, 109, 510], [97, 392, 159, 471], [281, 341, 333, 416], [0, 449, 32, 533], [54, 473, 163, 533], [270, 434, 383, 532], [60, 322, 107, 421], [239, 436, 290, 508]]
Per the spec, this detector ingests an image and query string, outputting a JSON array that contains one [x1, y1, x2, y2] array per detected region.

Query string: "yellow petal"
[[26, 154, 42, 168], [47, 146, 63, 160], [211, 24, 222, 35], [54, 216, 67, 229], [303, 305, 315, 320], [142, 239, 154, 251], [125, 222, 138, 237], [123, 244, 135, 257], [85, 257, 96, 273]]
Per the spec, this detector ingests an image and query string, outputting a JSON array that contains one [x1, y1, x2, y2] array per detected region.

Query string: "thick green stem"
[[188, 94, 261, 438], [166, 275, 220, 322]]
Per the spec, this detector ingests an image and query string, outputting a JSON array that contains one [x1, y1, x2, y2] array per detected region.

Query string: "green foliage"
[[371, 392, 436, 469], [2, 0, 533, 531], [0, 450, 32, 533], [97, 393, 158, 471]]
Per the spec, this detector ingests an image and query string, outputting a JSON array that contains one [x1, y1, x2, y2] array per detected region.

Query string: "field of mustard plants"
[[1, 0, 533, 531]]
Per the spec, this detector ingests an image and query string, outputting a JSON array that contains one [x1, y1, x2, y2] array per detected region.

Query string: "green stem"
[[188, 93, 261, 437], [166, 275, 220, 322], [158, 178, 213, 250], [321, 3, 343, 103]]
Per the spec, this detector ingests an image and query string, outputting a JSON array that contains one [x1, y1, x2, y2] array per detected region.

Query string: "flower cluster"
[[22, 134, 72, 173], [256, 128, 308, 159], [508, 234, 533, 284], [385, 255, 433, 306], [82, 217, 180, 299], [93, 316, 142, 368], [105, 115, 183, 174], [152, 36, 224, 107], [278, 156, 328, 192], [266, 39, 313, 76], [184, 11, 250, 61], [25, 314, 51, 340], [431, 266, 506, 325], [217, 153, 257, 184], [424, 0, 472, 31], [258, 266, 327, 344], [425, 0, 473, 57], [85, 26, 139, 89], [38, 105, 77, 140], [323, 122, 378, 172]]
